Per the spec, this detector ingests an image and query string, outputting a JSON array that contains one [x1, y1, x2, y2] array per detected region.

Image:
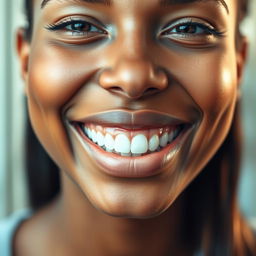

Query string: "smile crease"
[[77, 123, 184, 157]]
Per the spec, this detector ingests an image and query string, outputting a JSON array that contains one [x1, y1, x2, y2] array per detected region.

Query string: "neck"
[[51, 173, 189, 256]]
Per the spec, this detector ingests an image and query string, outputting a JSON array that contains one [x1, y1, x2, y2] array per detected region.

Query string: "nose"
[[99, 56, 168, 99]]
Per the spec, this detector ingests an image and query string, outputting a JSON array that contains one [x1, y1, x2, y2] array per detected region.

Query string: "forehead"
[[35, 0, 235, 11], [40, 0, 228, 8]]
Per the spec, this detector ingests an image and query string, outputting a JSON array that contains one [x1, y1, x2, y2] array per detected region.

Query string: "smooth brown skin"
[[16, 0, 247, 255]]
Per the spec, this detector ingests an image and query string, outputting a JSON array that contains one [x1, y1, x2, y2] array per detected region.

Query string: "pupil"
[[72, 23, 90, 31], [177, 25, 196, 33]]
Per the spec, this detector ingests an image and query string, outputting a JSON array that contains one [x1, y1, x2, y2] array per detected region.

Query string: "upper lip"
[[71, 110, 191, 129]]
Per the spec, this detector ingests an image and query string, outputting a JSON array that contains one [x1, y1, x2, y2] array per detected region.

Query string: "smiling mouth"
[[68, 110, 195, 177], [73, 122, 187, 157]]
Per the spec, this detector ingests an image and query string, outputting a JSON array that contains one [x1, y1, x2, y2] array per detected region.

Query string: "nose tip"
[[99, 58, 168, 99]]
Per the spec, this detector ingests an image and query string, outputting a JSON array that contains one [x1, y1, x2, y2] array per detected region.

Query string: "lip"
[[69, 110, 194, 178], [73, 109, 190, 129]]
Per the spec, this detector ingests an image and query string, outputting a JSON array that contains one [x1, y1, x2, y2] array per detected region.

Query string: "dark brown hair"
[[23, 0, 255, 255]]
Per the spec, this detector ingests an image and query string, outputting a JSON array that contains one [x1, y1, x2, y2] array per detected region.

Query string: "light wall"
[[0, 0, 27, 217], [239, 0, 256, 218]]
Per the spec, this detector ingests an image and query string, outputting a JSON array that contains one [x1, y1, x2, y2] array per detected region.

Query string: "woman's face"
[[19, 0, 245, 217]]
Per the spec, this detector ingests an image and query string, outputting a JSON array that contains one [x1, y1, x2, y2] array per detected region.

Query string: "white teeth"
[[84, 127, 88, 136], [160, 132, 168, 147], [91, 130, 97, 143], [114, 134, 131, 154], [105, 133, 115, 151], [168, 131, 174, 142], [149, 135, 159, 152], [86, 128, 91, 138], [173, 128, 179, 138], [96, 131, 105, 146], [131, 134, 148, 154], [82, 125, 183, 156]]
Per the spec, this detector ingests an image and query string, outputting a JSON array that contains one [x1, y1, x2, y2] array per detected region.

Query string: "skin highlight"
[[15, 0, 255, 255]]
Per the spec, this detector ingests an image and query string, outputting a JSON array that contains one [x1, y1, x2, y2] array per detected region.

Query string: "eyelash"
[[162, 20, 224, 38], [45, 18, 106, 35]]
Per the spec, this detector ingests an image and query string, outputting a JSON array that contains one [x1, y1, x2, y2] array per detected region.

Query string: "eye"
[[163, 22, 220, 36], [168, 23, 213, 35], [160, 18, 224, 46], [45, 17, 107, 41], [65, 21, 96, 33]]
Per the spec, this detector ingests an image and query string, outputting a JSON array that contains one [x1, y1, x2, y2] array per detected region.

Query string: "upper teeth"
[[83, 124, 181, 156]]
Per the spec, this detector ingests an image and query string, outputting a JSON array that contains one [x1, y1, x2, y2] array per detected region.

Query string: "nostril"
[[110, 86, 161, 94], [108, 86, 163, 98], [110, 86, 123, 93], [111, 86, 122, 91], [144, 87, 161, 95]]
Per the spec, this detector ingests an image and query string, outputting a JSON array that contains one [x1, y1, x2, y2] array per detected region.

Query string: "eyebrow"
[[41, 0, 111, 8], [160, 0, 229, 13], [41, 0, 229, 14]]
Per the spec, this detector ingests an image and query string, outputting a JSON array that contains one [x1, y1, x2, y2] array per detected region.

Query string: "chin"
[[97, 199, 171, 219], [79, 179, 178, 219]]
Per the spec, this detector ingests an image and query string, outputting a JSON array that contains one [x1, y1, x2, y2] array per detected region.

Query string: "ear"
[[236, 36, 248, 99], [16, 28, 30, 85]]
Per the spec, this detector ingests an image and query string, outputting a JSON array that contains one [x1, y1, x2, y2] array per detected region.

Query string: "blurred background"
[[0, 0, 255, 220]]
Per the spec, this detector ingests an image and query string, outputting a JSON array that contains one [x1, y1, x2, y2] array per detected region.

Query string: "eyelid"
[[45, 15, 107, 33], [164, 17, 213, 29], [157, 17, 226, 49], [44, 16, 109, 45], [160, 17, 224, 36]]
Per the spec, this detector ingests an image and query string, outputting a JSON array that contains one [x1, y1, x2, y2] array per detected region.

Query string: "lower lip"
[[74, 125, 191, 178]]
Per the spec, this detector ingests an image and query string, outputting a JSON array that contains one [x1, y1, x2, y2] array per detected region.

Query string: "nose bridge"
[[115, 17, 150, 75], [99, 17, 168, 99], [119, 17, 147, 59]]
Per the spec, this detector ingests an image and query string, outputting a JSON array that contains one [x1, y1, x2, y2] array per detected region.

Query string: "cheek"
[[28, 44, 99, 109], [26, 45, 95, 172], [26, 44, 100, 166], [179, 51, 238, 180], [182, 52, 238, 119], [156, 45, 238, 122]]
